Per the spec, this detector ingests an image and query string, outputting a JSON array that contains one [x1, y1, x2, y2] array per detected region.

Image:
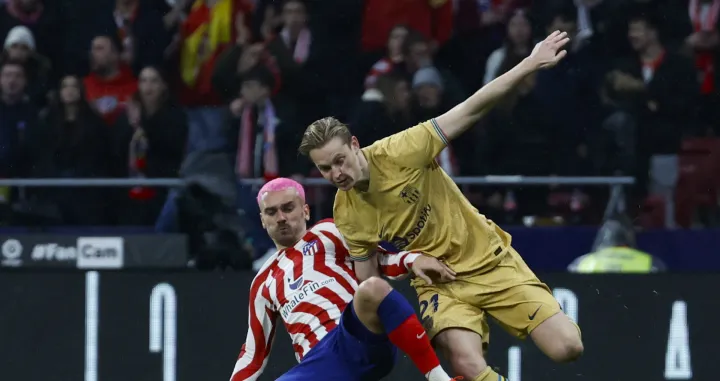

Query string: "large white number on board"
[[553, 288, 578, 323], [85, 271, 100, 381], [664, 301, 692, 380], [507, 346, 521, 381], [150, 283, 177, 381]]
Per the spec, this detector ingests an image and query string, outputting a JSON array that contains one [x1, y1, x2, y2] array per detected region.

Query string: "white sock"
[[426, 365, 451, 381]]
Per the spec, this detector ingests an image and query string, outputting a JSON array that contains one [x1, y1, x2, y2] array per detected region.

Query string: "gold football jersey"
[[333, 119, 511, 275]]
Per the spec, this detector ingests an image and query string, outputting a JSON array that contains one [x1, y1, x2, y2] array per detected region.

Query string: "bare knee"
[[531, 314, 584, 363], [355, 277, 392, 310], [551, 336, 584, 363], [436, 329, 488, 379], [353, 277, 393, 333]]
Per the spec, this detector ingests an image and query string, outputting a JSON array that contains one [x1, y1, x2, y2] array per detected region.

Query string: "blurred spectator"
[[402, 30, 465, 105], [533, 6, 603, 163], [443, 0, 520, 91], [0, 59, 44, 221], [0, 0, 59, 73], [114, 65, 188, 225], [601, 13, 699, 199], [0, 60, 39, 179], [568, 213, 666, 273], [352, 72, 412, 145], [680, 0, 720, 133], [1, 25, 50, 107], [225, 65, 304, 181], [83, 35, 138, 125], [175, 0, 253, 153], [411, 66, 476, 178], [224, 65, 302, 258], [98, 0, 173, 73], [212, 42, 281, 102], [484, 8, 532, 85], [364, 24, 409, 89], [481, 70, 554, 220], [40, 75, 110, 224], [263, 0, 325, 126], [361, 0, 452, 54]]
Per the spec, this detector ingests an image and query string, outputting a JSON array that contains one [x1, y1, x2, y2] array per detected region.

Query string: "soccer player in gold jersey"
[[298, 31, 583, 381]]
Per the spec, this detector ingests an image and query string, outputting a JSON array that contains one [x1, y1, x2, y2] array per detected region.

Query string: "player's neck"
[[354, 150, 371, 192]]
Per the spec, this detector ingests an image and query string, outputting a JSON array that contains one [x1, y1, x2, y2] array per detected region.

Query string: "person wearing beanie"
[[1, 25, 51, 107], [412, 66, 445, 92]]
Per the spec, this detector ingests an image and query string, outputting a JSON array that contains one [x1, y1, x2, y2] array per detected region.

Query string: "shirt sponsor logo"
[[76, 237, 124, 269], [281, 278, 336, 319], [389, 204, 432, 249]]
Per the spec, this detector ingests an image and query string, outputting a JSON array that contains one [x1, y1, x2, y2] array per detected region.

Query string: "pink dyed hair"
[[256, 177, 306, 205]]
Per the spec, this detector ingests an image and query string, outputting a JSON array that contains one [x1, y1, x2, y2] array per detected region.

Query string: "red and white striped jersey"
[[230, 219, 419, 381]]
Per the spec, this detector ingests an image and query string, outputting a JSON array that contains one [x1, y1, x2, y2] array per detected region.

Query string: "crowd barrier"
[[0, 175, 637, 224], [0, 272, 709, 381], [0, 176, 635, 187]]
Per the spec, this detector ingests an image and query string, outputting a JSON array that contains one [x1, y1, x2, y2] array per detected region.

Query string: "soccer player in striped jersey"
[[230, 178, 459, 381]]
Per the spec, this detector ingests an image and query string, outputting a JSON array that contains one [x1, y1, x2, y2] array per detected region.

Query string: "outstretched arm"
[[377, 248, 421, 280], [230, 276, 278, 381], [434, 31, 570, 141], [353, 248, 421, 281], [353, 250, 382, 282]]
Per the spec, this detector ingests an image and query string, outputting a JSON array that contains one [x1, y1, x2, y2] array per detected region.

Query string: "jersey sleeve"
[[368, 119, 448, 169], [337, 222, 378, 262], [377, 247, 420, 280], [230, 274, 278, 381]]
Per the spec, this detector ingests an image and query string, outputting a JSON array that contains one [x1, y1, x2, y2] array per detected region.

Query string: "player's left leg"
[[353, 276, 456, 381], [529, 310, 584, 363], [463, 248, 584, 363]]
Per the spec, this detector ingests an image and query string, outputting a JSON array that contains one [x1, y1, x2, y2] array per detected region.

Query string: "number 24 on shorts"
[[419, 294, 440, 317]]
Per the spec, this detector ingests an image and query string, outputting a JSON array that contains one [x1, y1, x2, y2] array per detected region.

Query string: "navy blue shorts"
[[277, 301, 397, 381]]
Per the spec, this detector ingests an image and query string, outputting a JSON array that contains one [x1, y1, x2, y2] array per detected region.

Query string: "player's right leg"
[[434, 329, 507, 381], [352, 276, 457, 381], [415, 284, 507, 381]]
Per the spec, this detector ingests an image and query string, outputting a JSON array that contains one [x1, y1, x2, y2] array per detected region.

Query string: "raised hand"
[[528, 30, 570, 70]]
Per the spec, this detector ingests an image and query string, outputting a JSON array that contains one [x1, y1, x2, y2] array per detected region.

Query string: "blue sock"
[[376, 289, 415, 332]]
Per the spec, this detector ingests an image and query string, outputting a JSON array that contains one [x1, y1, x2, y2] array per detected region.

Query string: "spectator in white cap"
[[0, 0, 60, 72], [1, 25, 50, 107]]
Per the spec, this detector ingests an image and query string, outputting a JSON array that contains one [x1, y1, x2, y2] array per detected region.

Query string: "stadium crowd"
[[0, 0, 718, 233]]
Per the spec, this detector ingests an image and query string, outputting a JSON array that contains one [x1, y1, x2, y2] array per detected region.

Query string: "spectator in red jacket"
[[83, 35, 138, 125], [360, 0, 453, 53]]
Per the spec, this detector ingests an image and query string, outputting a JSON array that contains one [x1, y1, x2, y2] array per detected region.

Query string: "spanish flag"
[[178, 0, 241, 105]]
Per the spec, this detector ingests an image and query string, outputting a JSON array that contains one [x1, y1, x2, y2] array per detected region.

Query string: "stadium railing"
[[0, 176, 635, 222]]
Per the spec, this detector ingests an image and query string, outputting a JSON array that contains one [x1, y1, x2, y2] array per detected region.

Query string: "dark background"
[[0, 272, 713, 381]]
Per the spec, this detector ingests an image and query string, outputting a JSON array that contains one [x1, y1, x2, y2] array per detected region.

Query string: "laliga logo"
[[1, 239, 23, 266]]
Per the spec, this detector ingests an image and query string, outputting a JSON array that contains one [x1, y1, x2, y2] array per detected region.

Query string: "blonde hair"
[[298, 117, 352, 156]]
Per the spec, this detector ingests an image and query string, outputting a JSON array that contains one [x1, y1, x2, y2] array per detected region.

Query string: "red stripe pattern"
[[230, 221, 419, 380]]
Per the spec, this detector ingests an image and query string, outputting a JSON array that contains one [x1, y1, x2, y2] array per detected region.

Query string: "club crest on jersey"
[[399, 185, 421, 204], [302, 240, 319, 256]]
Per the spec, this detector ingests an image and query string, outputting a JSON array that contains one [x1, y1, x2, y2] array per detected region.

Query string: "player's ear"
[[303, 204, 310, 221], [350, 136, 360, 150]]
